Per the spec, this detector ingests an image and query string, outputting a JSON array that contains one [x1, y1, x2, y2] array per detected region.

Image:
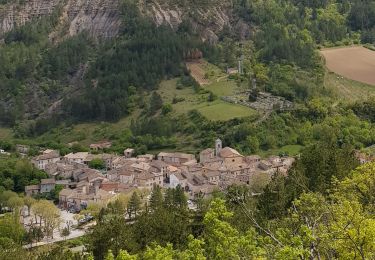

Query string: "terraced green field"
[[196, 101, 256, 121], [158, 78, 257, 121]]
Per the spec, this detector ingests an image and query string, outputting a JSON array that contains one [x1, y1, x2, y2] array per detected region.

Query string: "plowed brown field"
[[321, 46, 375, 85], [186, 60, 210, 86]]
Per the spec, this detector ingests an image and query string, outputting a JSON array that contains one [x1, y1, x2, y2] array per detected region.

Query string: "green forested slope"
[[1, 0, 375, 155]]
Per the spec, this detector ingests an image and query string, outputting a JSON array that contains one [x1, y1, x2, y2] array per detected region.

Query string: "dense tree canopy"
[[14, 161, 374, 260], [0, 156, 47, 192]]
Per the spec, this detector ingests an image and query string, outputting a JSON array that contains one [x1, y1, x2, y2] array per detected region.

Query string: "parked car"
[[78, 214, 94, 225]]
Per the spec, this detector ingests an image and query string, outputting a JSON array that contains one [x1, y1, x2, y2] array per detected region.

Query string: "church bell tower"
[[215, 138, 222, 157]]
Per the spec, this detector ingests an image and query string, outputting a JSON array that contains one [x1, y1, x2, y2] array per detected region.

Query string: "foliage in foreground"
[[3, 157, 372, 259]]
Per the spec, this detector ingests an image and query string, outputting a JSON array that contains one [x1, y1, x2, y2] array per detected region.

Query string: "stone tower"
[[215, 138, 222, 157]]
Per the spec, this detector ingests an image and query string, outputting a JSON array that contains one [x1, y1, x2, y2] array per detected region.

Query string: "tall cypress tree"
[[127, 191, 141, 220], [163, 188, 174, 209], [149, 185, 163, 211], [173, 185, 188, 210]]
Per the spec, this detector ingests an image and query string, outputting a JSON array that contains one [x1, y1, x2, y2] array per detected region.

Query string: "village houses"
[[25, 138, 296, 211], [89, 141, 112, 152], [31, 150, 61, 170]]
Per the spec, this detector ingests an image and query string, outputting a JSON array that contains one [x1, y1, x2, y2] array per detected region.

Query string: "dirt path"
[[254, 110, 272, 125], [216, 75, 228, 82]]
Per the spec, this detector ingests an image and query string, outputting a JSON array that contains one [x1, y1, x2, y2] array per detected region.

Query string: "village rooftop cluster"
[[23, 139, 296, 212]]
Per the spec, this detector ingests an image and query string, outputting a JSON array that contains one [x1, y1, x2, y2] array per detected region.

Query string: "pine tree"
[[149, 92, 163, 115], [163, 188, 174, 209], [173, 185, 188, 210], [127, 191, 141, 220], [149, 185, 163, 211], [256, 171, 288, 220]]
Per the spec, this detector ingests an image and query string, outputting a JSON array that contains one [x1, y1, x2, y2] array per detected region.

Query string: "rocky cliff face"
[[0, 0, 245, 42], [144, 1, 232, 43], [0, 0, 251, 123], [0, 0, 121, 39], [0, 0, 60, 35]]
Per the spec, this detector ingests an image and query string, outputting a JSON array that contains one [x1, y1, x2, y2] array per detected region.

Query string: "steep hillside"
[[0, 0, 121, 39], [0, 0, 247, 131], [142, 0, 250, 43], [0, 0, 247, 42], [1, 0, 375, 146]]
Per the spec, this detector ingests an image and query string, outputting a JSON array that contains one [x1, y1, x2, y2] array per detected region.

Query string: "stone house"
[[111, 156, 135, 169], [90, 141, 112, 151], [58, 188, 75, 209], [221, 164, 247, 178], [100, 182, 131, 193], [25, 185, 40, 196], [203, 171, 221, 185], [40, 179, 56, 193], [219, 147, 244, 164], [16, 144, 30, 154], [186, 182, 217, 199], [106, 166, 125, 182], [150, 160, 168, 177], [45, 161, 87, 179], [56, 180, 70, 188], [64, 152, 89, 164], [245, 155, 261, 165], [164, 165, 180, 180], [281, 157, 295, 168], [119, 170, 135, 185], [192, 172, 207, 185], [137, 154, 154, 161], [199, 148, 215, 163], [59, 187, 116, 211], [169, 172, 187, 189], [31, 150, 60, 170], [130, 162, 151, 172], [259, 160, 273, 171], [227, 68, 239, 74], [158, 152, 196, 165], [268, 156, 283, 168], [135, 172, 163, 189], [73, 168, 102, 182], [236, 174, 252, 185]]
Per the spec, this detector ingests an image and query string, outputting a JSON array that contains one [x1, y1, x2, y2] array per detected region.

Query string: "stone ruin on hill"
[[222, 91, 294, 112]]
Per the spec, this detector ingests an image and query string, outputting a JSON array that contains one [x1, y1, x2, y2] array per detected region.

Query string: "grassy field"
[[324, 71, 375, 102], [197, 101, 256, 121], [158, 78, 257, 121], [206, 80, 238, 96], [0, 127, 12, 140]]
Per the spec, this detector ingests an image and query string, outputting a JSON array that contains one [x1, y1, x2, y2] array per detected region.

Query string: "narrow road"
[[23, 227, 86, 249]]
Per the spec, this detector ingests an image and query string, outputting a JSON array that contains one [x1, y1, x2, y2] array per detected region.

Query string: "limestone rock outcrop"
[[0, 0, 121, 39], [0, 0, 243, 42]]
